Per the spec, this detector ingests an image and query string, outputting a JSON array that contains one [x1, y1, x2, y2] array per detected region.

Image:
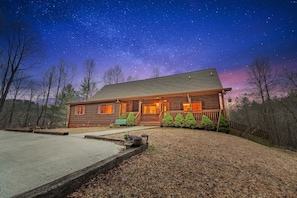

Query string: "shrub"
[[162, 112, 173, 127], [184, 112, 197, 129], [201, 115, 214, 130], [174, 113, 185, 127], [218, 115, 230, 133], [126, 112, 135, 126], [119, 113, 127, 119]]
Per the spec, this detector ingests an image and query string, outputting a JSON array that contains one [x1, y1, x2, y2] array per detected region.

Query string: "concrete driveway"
[[0, 130, 123, 198]]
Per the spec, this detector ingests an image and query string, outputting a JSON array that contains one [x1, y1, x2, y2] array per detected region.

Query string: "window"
[[183, 101, 202, 111], [121, 103, 127, 113], [183, 103, 191, 111], [163, 102, 169, 112], [75, 105, 85, 115], [143, 105, 157, 114], [99, 104, 113, 114]]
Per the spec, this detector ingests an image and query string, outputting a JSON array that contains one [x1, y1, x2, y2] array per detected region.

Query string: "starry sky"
[[1, 0, 297, 98]]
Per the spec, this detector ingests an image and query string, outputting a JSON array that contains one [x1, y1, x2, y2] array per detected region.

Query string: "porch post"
[[138, 100, 142, 114], [221, 90, 226, 117], [116, 99, 121, 118], [187, 94, 192, 110], [66, 104, 70, 128]]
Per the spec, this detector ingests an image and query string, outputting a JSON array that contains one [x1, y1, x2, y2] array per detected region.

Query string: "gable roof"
[[86, 68, 230, 103]]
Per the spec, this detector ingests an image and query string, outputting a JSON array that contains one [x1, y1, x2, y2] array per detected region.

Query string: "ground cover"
[[68, 127, 297, 197]]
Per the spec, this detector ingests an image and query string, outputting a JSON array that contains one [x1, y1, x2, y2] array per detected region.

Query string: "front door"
[[132, 100, 138, 112]]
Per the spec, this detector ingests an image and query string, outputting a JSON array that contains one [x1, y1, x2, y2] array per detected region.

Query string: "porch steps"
[[138, 121, 160, 126]]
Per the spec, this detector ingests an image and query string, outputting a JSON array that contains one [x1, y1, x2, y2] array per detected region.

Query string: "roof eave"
[[67, 87, 232, 106]]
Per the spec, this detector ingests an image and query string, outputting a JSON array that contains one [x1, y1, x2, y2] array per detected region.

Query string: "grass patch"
[[147, 145, 161, 153]]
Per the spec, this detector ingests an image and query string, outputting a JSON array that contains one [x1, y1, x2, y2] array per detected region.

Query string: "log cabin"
[[67, 68, 231, 127]]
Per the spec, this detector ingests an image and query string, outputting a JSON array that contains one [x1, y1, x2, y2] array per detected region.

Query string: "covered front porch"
[[118, 91, 227, 126]]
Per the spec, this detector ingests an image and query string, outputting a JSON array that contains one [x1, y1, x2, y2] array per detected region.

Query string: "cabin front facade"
[[67, 68, 231, 127]]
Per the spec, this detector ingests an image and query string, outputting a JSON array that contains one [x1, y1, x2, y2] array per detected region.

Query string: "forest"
[[228, 58, 297, 150]]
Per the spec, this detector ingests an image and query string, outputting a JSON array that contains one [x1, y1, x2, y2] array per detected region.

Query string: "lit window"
[[121, 103, 127, 113], [143, 105, 157, 114], [183, 102, 202, 111], [192, 102, 202, 111], [183, 103, 191, 111], [99, 104, 113, 114], [75, 105, 85, 115]]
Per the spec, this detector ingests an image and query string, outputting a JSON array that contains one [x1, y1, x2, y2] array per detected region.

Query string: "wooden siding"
[[68, 102, 120, 127], [141, 114, 159, 122], [165, 94, 219, 111]]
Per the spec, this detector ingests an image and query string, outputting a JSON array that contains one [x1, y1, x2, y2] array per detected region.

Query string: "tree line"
[[0, 19, 161, 129], [228, 58, 297, 150]]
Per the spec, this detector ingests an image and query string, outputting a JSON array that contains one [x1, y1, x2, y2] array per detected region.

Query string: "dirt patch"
[[67, 127, 297, 197], [41, 127, 112, 134]]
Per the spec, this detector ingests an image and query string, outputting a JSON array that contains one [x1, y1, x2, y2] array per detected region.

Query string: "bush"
[[126, 112, 135, 126], [174, 113, 185, 127], [162, 112, 173, 127], [218, 115, 230, 133], [184, 112, 197, 129], [201, 115, 214, 130], [120, 113, 127, 119]]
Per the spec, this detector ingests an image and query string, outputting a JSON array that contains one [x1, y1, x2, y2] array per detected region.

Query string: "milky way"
[[1, 0, 297, 96]]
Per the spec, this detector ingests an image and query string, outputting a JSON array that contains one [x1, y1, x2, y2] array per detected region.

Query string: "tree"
[[56, 84, 79, 125], [174, 113, 184, 127], [126, 112, 135, 126], [50, 60, 76, 127], [184, 112, 197, 129], [80, 58, 97, 101], [103, 65, 124, 85], [23, 80, 38, 127], [127, 75, 138, 82], [36, 66, 55, 128], [201, 115, 214, 130], [151, 67, 160, 78], [217, 115, 230, 133], [247, 57, 279, 144], [0, 19, 41, 113], [7, 72, 27, 126], [281, 67, 297, 93], [247, 58, 277, 103], [162, 112, 173, 127]]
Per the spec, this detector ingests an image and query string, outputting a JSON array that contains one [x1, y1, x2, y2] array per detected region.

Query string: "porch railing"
[[159, 111, 163, 126], [135, 111, 141, 125], [169, 109, 221, 124]]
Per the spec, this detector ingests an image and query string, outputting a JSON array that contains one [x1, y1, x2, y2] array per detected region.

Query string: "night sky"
[[1, 0, 297, 98]]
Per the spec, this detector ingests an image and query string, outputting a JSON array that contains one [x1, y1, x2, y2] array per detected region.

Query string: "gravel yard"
[[67, 127, 297, 197]]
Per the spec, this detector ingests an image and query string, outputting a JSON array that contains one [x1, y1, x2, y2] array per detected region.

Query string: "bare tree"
[[281, 67, 297, 92], [246, 58, 279, 145], [103, 65, 124, 85], [80, 58, 97, 101], [49, 60, 77, 127], [247, 58, 277, 102], [151, 67, 160, 78], [23, 80, 38, 127], [7, 72, 27, 126], [36, 66, 55, 128], [127, 75, 138, 82], [0, 19, 41, 113]]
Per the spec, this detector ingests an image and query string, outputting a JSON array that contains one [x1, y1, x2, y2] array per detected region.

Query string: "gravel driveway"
[[68, 127, 297, 197]]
